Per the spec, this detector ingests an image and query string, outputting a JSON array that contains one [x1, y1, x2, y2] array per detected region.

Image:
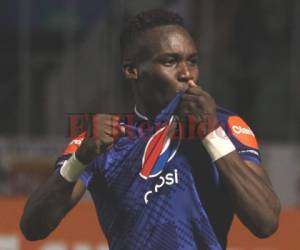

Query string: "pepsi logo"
[[139, 117, 180, 179]]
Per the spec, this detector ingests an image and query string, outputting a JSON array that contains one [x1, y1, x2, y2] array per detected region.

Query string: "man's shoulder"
[[216, 106, 237, 122], [216, 106, 260, 155], [216, 106, 254, 129], [216, 106, 255, 130]]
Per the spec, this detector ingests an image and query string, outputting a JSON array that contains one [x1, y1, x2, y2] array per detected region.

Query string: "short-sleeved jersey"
[[56, 103, 260, 250]]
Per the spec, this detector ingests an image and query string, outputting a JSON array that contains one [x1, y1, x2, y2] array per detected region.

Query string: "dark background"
[[0, 0, 299, 206], [1, 0, 299, 140]]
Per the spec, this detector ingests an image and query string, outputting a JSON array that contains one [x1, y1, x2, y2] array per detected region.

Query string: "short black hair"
[[120, 9, 185, 56]]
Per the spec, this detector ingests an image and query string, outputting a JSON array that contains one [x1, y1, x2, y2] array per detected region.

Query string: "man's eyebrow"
[[156, 53, 179, 57], [156, 52, 199, 58], [188, 52, 199, 57]]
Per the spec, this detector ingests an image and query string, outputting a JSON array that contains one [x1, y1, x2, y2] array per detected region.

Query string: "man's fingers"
[[185, 81, 211, 98], [188, 80, 197, 87], [181, 93, 208, 104], [77, 114, 123, 161], [119, 125, 126, 135], [100, 134, 114, 145], [185, 86, 210, 97], [187, 80, 206, 91], [95, 139, 101, 154], [104, 126, 124, 139], [179, 100, 203, 112]]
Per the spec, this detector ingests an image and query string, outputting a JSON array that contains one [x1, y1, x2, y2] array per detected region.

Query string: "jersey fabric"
[[56, 93, 261, 250]]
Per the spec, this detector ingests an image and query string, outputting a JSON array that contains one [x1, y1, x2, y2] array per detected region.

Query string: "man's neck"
[[135, 101, 159, 121]]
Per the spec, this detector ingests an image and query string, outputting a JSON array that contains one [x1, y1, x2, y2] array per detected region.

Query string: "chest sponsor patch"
[[140, 119, 179, 179], [228, 116, 259, 150]]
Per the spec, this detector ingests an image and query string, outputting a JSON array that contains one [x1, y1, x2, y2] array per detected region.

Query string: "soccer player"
[[20, 9, 281, 249]]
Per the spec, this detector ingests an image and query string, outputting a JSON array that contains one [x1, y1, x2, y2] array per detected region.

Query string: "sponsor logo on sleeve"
[[228, 116, 259, 150], [63, 131, 87, 155]]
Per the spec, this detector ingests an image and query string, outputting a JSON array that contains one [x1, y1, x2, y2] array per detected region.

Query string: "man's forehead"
[[137, 25, 197, 57]]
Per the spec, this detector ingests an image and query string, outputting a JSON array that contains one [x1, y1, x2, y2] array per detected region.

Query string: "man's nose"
[[177, 63, 193, 82]]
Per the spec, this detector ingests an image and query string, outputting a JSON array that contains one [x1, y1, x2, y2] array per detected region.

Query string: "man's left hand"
[[177, 81, 219, 137]]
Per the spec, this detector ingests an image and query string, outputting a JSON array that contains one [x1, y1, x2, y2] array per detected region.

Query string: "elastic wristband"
[[202, 126, 236, 162], [60, 153, 86, 182]]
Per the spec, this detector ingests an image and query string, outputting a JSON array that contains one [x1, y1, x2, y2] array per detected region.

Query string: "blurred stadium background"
[[0, 0, 299, 249]]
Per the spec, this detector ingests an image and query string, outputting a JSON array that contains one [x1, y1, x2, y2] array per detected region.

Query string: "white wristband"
[[60, 153, 86, 182], [202, 126, 236, 162]]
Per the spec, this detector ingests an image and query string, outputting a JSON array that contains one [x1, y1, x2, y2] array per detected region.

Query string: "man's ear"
[[122, 61, 138, 80]]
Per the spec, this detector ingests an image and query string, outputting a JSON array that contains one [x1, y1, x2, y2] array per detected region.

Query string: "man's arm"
[[20, 114, 123, 241], [20, 174, 85, 240], [178, 81, 281, 238], [216, 152, 281, 238]]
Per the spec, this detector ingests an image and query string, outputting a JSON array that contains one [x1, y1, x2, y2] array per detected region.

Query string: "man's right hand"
[[19, 115, 124, 240], [75, 114, 125, 164]]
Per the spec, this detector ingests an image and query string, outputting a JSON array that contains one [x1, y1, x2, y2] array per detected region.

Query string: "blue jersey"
[[56, 94, 261, 250]]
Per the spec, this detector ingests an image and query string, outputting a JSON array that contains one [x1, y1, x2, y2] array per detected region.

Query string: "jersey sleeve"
[[54, 132, 95, 188], [224, 115, 261, 164]]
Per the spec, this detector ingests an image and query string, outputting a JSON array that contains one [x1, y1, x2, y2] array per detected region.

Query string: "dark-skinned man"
[[20, 9, 281, 250]]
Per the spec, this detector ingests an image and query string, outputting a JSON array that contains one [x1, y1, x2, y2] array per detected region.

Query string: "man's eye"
[[160, 58, 177, 66], [188, 58, 198, 66]]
